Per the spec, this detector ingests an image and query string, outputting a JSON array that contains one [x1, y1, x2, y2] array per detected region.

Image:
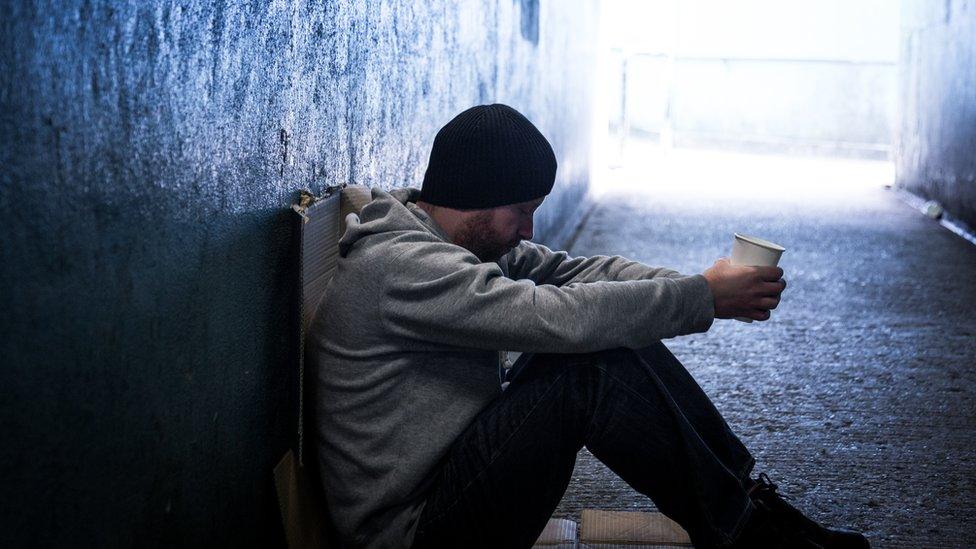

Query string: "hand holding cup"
[[703, 234, 787, 322]]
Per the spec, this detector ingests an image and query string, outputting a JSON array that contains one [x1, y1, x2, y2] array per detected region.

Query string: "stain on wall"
[[0, 1, 599, 546], [897, 0, 976, 227]]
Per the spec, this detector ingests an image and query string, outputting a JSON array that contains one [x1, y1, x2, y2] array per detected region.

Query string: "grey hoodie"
[[308, 187, 715, 548]]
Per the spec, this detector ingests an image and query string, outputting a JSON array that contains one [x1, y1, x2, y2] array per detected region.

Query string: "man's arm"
[[381, 239, 714, 353], [500, 241, 686, 286]]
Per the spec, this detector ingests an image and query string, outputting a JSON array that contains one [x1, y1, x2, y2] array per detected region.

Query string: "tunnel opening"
[[597, 0, 899, 195]]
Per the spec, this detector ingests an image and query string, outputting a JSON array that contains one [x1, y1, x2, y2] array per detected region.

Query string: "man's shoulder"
[[338, 230, 481, 288], [346, 228, 455, 263]]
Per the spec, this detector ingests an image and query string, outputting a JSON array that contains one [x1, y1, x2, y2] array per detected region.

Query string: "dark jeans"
[[410, 342, 757, 549]]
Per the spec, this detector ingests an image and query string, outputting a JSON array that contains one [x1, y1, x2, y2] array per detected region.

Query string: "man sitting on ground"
[[308, 103, 870, 548]]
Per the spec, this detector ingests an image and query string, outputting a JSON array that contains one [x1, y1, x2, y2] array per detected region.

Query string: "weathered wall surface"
[[896, 0, 976, 227], [0, 1, 598, 546]]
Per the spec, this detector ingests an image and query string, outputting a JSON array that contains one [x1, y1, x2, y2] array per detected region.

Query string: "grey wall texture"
[[896, 0, 976, 227], [0, 1, 598, 546]]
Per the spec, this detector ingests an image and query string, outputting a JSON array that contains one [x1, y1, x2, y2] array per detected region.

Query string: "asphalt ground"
[[551, 146, 976, 548]]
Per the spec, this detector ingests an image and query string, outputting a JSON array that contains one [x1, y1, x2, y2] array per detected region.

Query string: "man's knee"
[[584, 344, 678, 387]]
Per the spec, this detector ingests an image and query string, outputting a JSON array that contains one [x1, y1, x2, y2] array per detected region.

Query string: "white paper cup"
[[730, 233, 786, 323]]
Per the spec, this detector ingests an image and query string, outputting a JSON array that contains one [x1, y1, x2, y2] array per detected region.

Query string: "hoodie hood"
[[338, 187, 451, 257]]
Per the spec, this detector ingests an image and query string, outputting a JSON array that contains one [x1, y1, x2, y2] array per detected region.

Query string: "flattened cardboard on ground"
[[532, 518, 579, 548], [579, 509, 691, 548]]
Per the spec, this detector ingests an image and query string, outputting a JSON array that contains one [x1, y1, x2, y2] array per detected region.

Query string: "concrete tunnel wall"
[[0, 1, 599, 546], [896, 0, 976, 228]]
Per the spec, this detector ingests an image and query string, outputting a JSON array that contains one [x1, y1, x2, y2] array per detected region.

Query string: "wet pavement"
[[552, 146, 976, 548]]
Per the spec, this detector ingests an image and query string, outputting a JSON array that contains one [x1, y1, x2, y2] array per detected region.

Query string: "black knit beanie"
[[420, 104, 557, 209]]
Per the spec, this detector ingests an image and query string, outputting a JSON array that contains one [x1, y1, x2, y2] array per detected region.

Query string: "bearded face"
[[453, 209, 519, 263], [451, 197, 544, 262]]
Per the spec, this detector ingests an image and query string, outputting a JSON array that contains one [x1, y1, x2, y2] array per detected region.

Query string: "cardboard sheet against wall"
[[274, 449, 328, 549], [275, 185, 373, 549], [275, 187, 340, 549]]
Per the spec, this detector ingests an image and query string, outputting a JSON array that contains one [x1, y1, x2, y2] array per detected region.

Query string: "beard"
[[453, 210, 518, 263]]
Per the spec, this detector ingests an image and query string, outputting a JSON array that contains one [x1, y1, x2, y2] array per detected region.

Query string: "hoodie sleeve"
[[501, 242, 686, 285], [380, 238, 714, 353]]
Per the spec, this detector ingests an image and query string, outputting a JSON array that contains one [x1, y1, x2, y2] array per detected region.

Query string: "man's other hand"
[[702, 258, 787, 321]]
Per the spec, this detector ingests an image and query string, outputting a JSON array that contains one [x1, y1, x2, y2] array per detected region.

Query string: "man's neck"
[[416, 200, 461, 242]]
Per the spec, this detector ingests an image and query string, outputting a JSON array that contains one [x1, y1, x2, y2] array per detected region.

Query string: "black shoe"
[[730, 501, 823, 548], [747, 473, 870, 549]]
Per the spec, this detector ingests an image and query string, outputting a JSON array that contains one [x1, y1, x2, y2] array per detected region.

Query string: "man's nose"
[[518, 218, 533, 240]]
